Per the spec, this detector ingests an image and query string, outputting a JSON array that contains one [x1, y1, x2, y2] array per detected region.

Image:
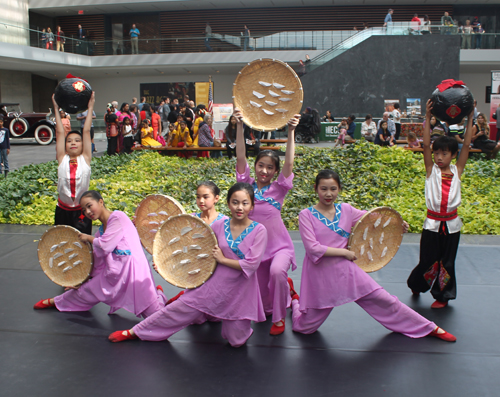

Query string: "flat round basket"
[[153, 214, 218, 289], [37, 225, 93, 287], [233, 58, 303, 131], [135, 194, 186, 254], [348, 207, 404, 273]]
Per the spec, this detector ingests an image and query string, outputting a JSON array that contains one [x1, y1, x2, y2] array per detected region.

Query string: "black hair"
[[122, 116, 131, 123], [348, 114, 356, 122], [315, 169, 342, 190], [394, 103, 400, 109], [197, 181, 220, 197], [120, 102, 129, 112], [227, 182, 254, 207], [65, 131, 82, 143], [365, 114, 372, 120], [255, 150, 281, 174], [80, 190, 104, 204], [433, 135, 459, 155]]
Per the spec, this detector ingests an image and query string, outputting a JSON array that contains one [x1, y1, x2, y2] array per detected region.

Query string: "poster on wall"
[[406, 98, 421, 116], [140, 82, 195, 106], [195, 82, 214, 108], [212, 104, 233, 123], [489, 94, 500, 123], [384, 100, 399, 113], [491, 71, 500, 96]]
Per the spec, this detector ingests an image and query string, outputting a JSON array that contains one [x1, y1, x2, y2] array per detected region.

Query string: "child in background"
[[109, 182, 268, 347], [177, 119, 193, 158], [60, 110, 72, 136], [406, 132, 422, 148], [122, 117, 134, 154], [375, 120, 395, 146], [141, 120, 161, 147], [166, 123, 178, 148], [0, 117, 10, 177], [333, 125, 346, 147], [407, 100, 473, 309]]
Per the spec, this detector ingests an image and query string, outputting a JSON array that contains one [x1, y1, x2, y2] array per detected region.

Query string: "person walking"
[[383, 9, 393, 33], [243, 25, 251, 51], [130, 24, 140, 54]]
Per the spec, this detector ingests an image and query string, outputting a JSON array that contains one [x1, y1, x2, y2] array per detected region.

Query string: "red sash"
[[426, 209, 458, 222], [58, 199, 82, 212]]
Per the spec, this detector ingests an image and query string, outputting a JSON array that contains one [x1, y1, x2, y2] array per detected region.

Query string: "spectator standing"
[[441, 12, 454, 35], [421, 15, 431, 34], [60, 111, 72, 136], [161, 97, 171, 132], [473, 100, 478, 121], [198, 113, 215, 158], [105, 104, 120, 155], [377, 112, 396, 137], [46, 27, 55, 50], [0, 117, 10, 177], [151, 106, 162, 140], [77, 24, 87, 54], [411, 14, 421, 34], [391, 103, 402, 139], [129, 104, 139, 131], [40, 28, 47, 49], [56, 26, 65, 52], [130, 24, 140, 54], [205, 23, 213, 52], [383, 9, 393, 28], [243, 25, 251, 51], [297, 60, 306, 77], [472, 18, 484, 49], [138, 97, 146, 111], [77, 109, 97, 153], [462, 20, 473, 49], [361, 114, 377, 142]]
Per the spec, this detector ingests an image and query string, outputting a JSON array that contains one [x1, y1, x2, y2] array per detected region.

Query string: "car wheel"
[[34, 125, 55, 145], [295, 133, 304, 143], [9, 117, 29, 137]]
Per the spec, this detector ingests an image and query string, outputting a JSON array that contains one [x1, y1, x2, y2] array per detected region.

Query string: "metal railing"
[[306, 23, 500, 72], [0, 21, 499, 57]]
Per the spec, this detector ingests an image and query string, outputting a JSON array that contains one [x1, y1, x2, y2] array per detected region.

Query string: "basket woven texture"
[[348, 207, 404, 273], [135, 194, 186, 254], [38, 225, 93, 287], [153, 214, 218, 289], [233, 58, 303, 131]]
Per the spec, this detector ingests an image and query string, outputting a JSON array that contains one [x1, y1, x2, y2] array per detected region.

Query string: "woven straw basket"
[[37, 225, 93, 287], [348, 207, 404, 273], [233, 58, 303, 131], [135, 194, 186, 254], [153, 214, 218, 289]]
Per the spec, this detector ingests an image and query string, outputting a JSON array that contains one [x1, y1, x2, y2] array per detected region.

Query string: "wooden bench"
[[403, 147, 482, 153]]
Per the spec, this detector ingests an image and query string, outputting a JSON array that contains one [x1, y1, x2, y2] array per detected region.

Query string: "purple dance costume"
[[54, 211, 165, 318], [292, 204, 436, 338], [237, 163, 296, 323], [132, 218, 267, 347]]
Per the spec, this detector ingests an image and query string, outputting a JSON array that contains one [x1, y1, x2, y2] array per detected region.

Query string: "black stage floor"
[[1, 224, 500, 397]]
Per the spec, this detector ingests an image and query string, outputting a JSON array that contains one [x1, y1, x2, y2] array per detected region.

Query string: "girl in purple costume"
[[109, 183, 267, 347], [287, 170, 456, 342], [234, 109, 301, 335], [34, 191, 166, 318]]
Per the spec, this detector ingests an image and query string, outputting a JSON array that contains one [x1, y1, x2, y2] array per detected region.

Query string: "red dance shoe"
[[431, 300, 448, 309], [156, 285, 164, 293], [166, 290, 185, 305], [33, 298, 55, 310], [109, 330, 138, 343], [287, 277, 299, 301], [270, 320, 285, 336], [429, 328, 457, 342]]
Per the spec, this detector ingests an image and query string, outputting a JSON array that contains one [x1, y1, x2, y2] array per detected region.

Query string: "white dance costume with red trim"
[[423, 164, 462, 233], [57, 154, 91, 210]]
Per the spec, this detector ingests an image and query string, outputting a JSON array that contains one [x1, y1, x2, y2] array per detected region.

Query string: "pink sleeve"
[[93, 213, 124, 257], [277, 171, 294, 192], [299, 211, 328, 265], [348, 204, 367, 229], [239, 226, 268, 279], [236, 163, 254, 185]]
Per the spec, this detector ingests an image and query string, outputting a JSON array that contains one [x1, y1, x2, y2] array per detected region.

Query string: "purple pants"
[[54, 284, 166, 319], [133, 300, 252, 347], [257, 254, 292, 323], [292, 288, 436, 338]]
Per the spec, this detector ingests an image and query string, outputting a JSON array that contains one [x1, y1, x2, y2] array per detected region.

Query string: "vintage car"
[[0, 103, 56, 145]]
